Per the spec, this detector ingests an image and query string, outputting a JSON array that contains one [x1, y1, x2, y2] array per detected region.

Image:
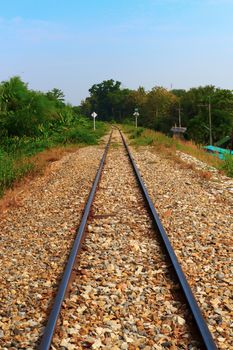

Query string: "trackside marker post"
[[91, 111, 97, 130], [133, 108, 139, 128]]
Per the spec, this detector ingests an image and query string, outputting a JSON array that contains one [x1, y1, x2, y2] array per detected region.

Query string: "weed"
[[111, 142, 120, 148], [129, 127, 145, 139], [0, 117, 108, 197], [122, 125, 229, 176], [199, 170, 212, 180], [221, 154, 233, 177]]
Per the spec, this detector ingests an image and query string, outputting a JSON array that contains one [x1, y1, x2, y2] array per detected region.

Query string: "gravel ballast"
[[52, 131, 202, 350], [0, 146, 103, 349], [0, 130, 231, 349], [130, 146, 233, 350]]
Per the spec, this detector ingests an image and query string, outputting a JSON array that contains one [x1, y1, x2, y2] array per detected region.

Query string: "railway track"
[[39, 128, 217, 350]]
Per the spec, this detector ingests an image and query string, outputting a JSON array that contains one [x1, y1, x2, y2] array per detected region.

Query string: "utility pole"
[[198, 97, 213, 145], [152, 108, 159, 119], [176, 101, 183, 127], [152, 107, 159, 119], [178, 101, 182, 127], [208, 96, 213, 146], [231, 128, 233, 154]]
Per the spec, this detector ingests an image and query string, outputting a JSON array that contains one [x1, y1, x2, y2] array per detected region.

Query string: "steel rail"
[[38, 130, 113, 350], [119, 129, 217, 350]]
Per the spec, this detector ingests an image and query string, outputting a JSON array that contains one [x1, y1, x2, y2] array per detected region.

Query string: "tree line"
[[80, 79, 233, 145], [1, 76, 232, 146]]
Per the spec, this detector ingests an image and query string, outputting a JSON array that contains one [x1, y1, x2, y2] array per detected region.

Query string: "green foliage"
[[0, 76, 108, 197], [125, 124, 233, 178], [0, 148, 34, 197], [130, 128, 174, 147], [123, 124, 228, 172], [81, 79, 233, 146], [133, 135, 154, 146], [129, 127, 145, 139], [80, 79, 132, 122], [0, 149, 14, 196], [52, 120, 107, 145], [46, 88, 65, 103], [145, 87, 178, 129], [221, 155, 233, 177], [0, 116, 107, 197], [0, 76, 60, 136], [180, 86, 233, 144]]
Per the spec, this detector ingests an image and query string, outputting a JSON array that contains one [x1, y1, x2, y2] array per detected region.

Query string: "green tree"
[[86, 79, 122, 121], [182, 86, 233, 144], [0, 77, 67, 136], [145, 87, 178, 131], [47, 88, 65, 102]]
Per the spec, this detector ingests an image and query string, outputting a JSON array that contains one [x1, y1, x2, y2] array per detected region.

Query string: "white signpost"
[[91, 111, 97, 130], [133, 108, 139, 128]]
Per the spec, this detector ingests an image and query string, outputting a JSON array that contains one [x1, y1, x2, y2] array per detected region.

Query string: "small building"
[[171, 125, 187, 140]]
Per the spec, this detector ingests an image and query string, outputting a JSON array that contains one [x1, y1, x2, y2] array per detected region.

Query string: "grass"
[[111, 142, 121, 148], [0, 117, 108, 197], [122, 124, 233, 178], [0, 150, 33, 197], [221, 154, 233, 177]]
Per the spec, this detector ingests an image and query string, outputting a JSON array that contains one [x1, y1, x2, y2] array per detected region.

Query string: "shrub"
[[129, 127, 145, 139], [221, 154, 233, 177]]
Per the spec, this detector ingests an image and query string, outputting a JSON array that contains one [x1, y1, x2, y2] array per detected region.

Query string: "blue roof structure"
[[203, 145, 233, 160]]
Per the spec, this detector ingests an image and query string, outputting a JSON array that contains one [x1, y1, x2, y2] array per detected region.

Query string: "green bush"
[[221, 155, 233, 177], [0, 116, 108, 197], [134, 135, 154, 146], [129, 127, 145, 139], [0, 150, 14, 195], [0, 76, 109, 197], [56, 128, 97, 145], [0, 149, 34, 196]]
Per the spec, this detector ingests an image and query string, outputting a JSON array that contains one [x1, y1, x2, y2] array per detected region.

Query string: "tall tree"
[[145, 87, 178, 130], [88, 79, 122, 120]]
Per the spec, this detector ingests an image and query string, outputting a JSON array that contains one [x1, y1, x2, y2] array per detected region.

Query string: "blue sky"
[[0, 0, 233, 104]]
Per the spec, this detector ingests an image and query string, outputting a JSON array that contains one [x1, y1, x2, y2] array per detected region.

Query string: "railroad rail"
[[39, 128, 217, 350]]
